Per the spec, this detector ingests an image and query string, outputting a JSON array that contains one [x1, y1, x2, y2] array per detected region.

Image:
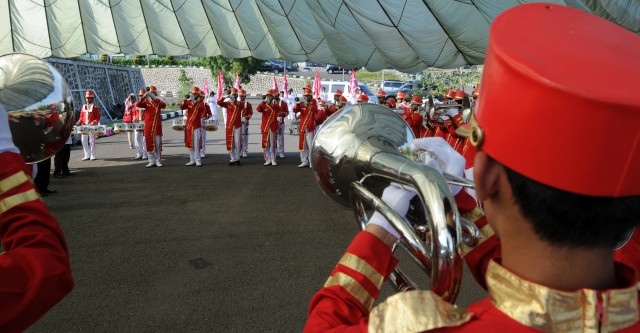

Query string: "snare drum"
[[113, 123, 127, 133], [203, 119, 218, 132], [124, 123, 135, 132], [172, 119, 185, 131], [72, 125, 83, 135], [94, 125, 107, 136], [134, 121, 145, 132]]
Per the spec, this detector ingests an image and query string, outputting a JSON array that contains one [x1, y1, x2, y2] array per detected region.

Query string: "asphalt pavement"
[[27, 102, 485, 332]]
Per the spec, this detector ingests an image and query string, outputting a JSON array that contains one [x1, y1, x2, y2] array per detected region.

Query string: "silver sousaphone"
[[310, 103, 478, 302], [0, 53, 74, 163]]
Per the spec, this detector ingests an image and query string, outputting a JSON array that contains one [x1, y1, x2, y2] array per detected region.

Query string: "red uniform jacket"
[[139, 99, 165, 153], [277, 100, 288, 125], [0, 152, 74, 332], [180, 99, 205, 149], [315, 108, 327, 126], [78, 104, 100, 125], [123, 103, 134, 123], [240, 101, 253, 125], [217, 99, 245, 151], [294, 101, 318, 150], [325, 104, 340, 117], [257, 101, 279, 150]]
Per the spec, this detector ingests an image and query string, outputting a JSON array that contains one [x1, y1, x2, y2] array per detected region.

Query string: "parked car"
[[396, 81, 424, 95], [381, 80, 405, 97], [258, 60, 284, 73], [326, 65, 352, 74], [273, 60, 299, 72]]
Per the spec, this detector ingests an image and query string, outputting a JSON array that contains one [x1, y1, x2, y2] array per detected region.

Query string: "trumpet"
[[310, 103, 480, 302]]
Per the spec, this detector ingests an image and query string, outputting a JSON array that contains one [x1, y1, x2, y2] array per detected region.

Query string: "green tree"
[[205, 56, 262, 88], [177, 69, 194, 98]]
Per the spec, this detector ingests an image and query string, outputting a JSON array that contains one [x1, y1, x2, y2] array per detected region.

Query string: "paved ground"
[[28, 100, 485, 332]]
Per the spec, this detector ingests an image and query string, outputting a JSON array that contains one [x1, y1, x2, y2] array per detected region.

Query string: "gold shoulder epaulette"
[[368, 290, 472, 333]]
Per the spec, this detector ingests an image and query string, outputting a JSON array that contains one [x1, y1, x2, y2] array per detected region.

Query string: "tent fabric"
[[0, 0, 637, 71]]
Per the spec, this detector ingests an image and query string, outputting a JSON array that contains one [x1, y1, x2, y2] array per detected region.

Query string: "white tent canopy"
[[0, 0, 637, 71]]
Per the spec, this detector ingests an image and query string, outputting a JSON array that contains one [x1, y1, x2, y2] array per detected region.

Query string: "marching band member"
[[0, 103, 74, 332], [75, 90, 100, 161], [256, 89, 280, 166], [206, 91, 218, 124], [287, 88, 297, 120], [384, 97, 396, 110], [315, 100, 328, 127], [133, 90, 147, 160], [199, 94, 212, 158], [123, 93, 136, 149], [357, 94, 369, 104], [396, 91, 410, 114], [180, 87, 205, 167], [217, 88, 244, 166], [138, 87, 166, 168], [239, 89, 253, 158], [324, 89, 343, 117], [293, 89, 317, 168], [275, 91, 289, 159], [305, 4, 640, 332], [406, 95, 424, 138], [376, 89, 386, 105]]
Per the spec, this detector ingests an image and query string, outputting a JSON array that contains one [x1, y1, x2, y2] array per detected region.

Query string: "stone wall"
[[46, 58, 145, 119], [140, 67, 313, 99]]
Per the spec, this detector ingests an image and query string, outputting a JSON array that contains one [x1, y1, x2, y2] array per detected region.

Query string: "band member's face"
[[334, 95, 340, 102], [378, 97, 385, 104], [231, 94, 237, 100], [240, 95, 246, 101], [305, 95, 313, 102], [265, 95, 273, 103], [86, 97, 93, 104], [411, 104, 418, 111]]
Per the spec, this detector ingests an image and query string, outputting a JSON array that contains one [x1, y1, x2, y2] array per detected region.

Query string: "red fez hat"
[[358, 94, 369, 102], [239, 89, 247, 96], [339, 96, 348, 103], [230, 88, 238, 94], [396, 91, 406, 100], [376, 89, 386, 97], [303, 88, 313, 96], [386, 98, 396, 108], [305, 83, 312, 89], [138, 89, 146, 96], [191, 86, 200, 94], [444, 89, 456, 99], [454, 90, 465, 101], [472, 84, 480, 98], [266, 89, 273, 95], [471, 3, 640, 196], [411, 95, 423, 105], [149, 86, 157, 93], [85, 91, 94, 98], [334, 89, 343, 96]]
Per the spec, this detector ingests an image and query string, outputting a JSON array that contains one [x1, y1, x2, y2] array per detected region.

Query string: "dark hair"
[[504, 166, 640, 248]]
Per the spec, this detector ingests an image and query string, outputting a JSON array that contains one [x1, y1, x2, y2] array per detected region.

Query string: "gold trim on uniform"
[[0, 171, 29, 194], [0, 189, 40, 214], [368, 290, 472, 333], [324, 272, 375, 310], [338, 253, 385, 288], [487, 260, 639, 333]]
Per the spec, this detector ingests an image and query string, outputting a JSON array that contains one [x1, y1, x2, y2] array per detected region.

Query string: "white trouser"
[[229, 127, 242, 162], [148, 135, 162, 162], [81, 135, 96, 159], [276, 123, 285, 154], [188, 128, 202, 163], [288, 105, 295, 120], [241, 121, 249, 154], [127, 131, 135, 146], [222, 109, 228, 127], [135, 131, 147, 157], [200, 129, 207, 155], [299, 129, 315, 163], [263, 130, 277, 163]]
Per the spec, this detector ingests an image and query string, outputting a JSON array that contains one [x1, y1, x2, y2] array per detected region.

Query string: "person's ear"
[[473, 151, 502, 202]]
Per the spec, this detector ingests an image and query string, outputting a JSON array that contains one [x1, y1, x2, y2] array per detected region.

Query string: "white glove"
[[411, 137, 466, 195], [368, 184, 417, 239], [295, 112, 301, 118], [0, 103, 19, 154], [444, 107, 459, 118]]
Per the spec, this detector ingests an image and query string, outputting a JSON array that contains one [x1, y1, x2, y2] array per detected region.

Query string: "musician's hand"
[[411, 137, 465, 195], [295, 112, 301, 119], [367, 183, 417, 239], [0, 103, 19, 154]]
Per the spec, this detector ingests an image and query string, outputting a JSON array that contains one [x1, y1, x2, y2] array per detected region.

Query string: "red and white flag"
[[273, 74, 279, 93], [349, 70, 358, 97], [234, 74, 241, 90], [203, 79, 209, 96], [217, 71, 224, 101], [283, 73, 289, 98], [313, 69, 321, 100]]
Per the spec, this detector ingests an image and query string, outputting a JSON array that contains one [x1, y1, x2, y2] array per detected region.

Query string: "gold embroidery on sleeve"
[[0, 189, 40, 214], [0, 171, 29, 194], [324, 272, 375, 310], [339, 253, 385, 288]]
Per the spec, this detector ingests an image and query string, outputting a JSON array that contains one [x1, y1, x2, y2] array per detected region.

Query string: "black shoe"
[[62, 172, 75, 176], [42, 189, 57, 194], [228, 161, 234, 166], [234, 161, 241, 166], [53, 173, 65, 178]]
